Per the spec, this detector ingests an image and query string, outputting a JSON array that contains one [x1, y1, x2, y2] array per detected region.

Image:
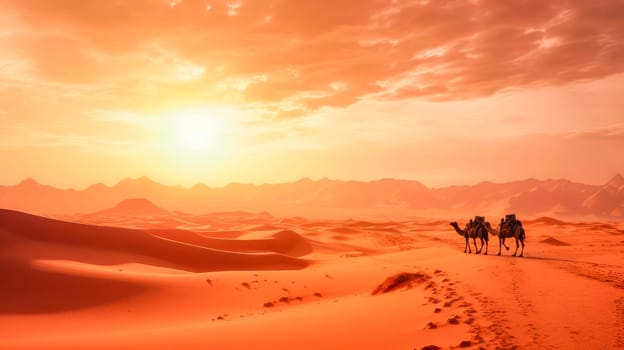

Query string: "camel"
[[484, 221, 526, 257], [450, 221, 489, 254]]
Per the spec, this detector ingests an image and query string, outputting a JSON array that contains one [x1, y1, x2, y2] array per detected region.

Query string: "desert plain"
[[0, 198, 623, 350]]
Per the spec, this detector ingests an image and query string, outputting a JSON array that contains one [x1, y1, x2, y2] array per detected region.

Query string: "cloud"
[[563, 123, 624, 139], [1, 0, 623, 117]]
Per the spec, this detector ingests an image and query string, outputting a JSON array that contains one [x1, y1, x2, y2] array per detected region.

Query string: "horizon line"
[[4, 172, 622, 192]]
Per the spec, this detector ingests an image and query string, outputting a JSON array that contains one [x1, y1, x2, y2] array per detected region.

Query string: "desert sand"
[[0, 206, 623, 350]]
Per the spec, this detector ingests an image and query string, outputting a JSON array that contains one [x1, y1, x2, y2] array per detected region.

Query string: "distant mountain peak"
[[606, 173, 624, 187], [115, 176, 159, 187], [86, 182, 109, 191], [95, 198, 169, 216], [118, 198, 154, 205], [17, 178, 41, 187]]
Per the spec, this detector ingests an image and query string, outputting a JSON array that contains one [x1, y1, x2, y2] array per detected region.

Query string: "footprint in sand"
[[425, 322, 437, 329], [448, 315, 461, 325], [428, 297, 441, 304], [457, 340, 472, 348], [616, 297, 624, 348], [420, 345, 441, 350]]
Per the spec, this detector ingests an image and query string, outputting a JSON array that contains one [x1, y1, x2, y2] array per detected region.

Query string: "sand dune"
[[149, 229, 312, 257], [525, 216, 569, 225], [0, 209, 623, 349], [0, 209, 308, 273], [0, 255, 148, 314], [539, 236, 571, 246]]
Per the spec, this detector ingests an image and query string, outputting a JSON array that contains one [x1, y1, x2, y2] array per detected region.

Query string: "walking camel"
[[450, 221, 489, 254], [484, 220, 526, 257]]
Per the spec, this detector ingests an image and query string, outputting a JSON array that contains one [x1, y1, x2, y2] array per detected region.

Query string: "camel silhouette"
[[450, 221, 489, 254], [484, 220, 525, 257]]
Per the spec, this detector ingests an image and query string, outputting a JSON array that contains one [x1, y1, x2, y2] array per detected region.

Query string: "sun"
[[169, 108, 225, 153]]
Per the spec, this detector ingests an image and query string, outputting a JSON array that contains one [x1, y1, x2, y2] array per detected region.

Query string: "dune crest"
[[539, 237, 571, 246], [0, 209, 308, 273]]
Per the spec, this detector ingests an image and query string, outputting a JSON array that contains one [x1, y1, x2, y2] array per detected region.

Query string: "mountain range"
[[0, 175, 623, 219]]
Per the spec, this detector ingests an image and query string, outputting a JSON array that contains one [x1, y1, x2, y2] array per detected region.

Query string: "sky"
[[1, 0, 623, 189]]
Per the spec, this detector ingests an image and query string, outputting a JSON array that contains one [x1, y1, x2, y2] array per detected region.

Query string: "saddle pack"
[[505, 214, 522, 231]]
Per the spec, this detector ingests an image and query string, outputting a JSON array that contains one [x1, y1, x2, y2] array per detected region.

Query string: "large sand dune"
[[0, 209, 308, 273], [0, 209, 623, 349]]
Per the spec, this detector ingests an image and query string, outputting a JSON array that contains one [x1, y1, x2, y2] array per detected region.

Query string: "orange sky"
[[1, 0, 623, 189]]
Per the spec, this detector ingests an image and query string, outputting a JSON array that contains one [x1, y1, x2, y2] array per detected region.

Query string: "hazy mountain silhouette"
[[581, 174, 624, 216], [0, 175, 622, 218], [93, 198, 170, 217]]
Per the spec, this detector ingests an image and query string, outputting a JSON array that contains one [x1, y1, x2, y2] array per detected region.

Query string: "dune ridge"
[[0, 209, 309, 273]]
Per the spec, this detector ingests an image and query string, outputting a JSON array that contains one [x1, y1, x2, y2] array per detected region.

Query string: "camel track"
[[466, 289, 517, 349], [616, 297, 624, 349], [376, 224, 624, 349], [435, 232, 624, 349], [507, 260, 552, 349], [420, 269, 518, 349]]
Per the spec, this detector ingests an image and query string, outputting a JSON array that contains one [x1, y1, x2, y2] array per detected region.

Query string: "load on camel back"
[[504, 214, 521, 232], [484, 213, 527, 257]]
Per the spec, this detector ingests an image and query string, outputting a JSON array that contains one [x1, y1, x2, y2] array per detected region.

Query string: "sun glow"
[[169, 108, 228, 153]]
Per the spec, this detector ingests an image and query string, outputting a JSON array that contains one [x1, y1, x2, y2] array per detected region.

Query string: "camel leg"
[[467, 237, 472, 253], [519, 238, 525, 257], [473, 237, 478, 253], [512, 237, 519, 257], [502, 238, 510, 251], [464, 237, 468, 253], [484, 237, 488, 255], [479, 236, 484, 254], [497, 237, 502, 255]]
